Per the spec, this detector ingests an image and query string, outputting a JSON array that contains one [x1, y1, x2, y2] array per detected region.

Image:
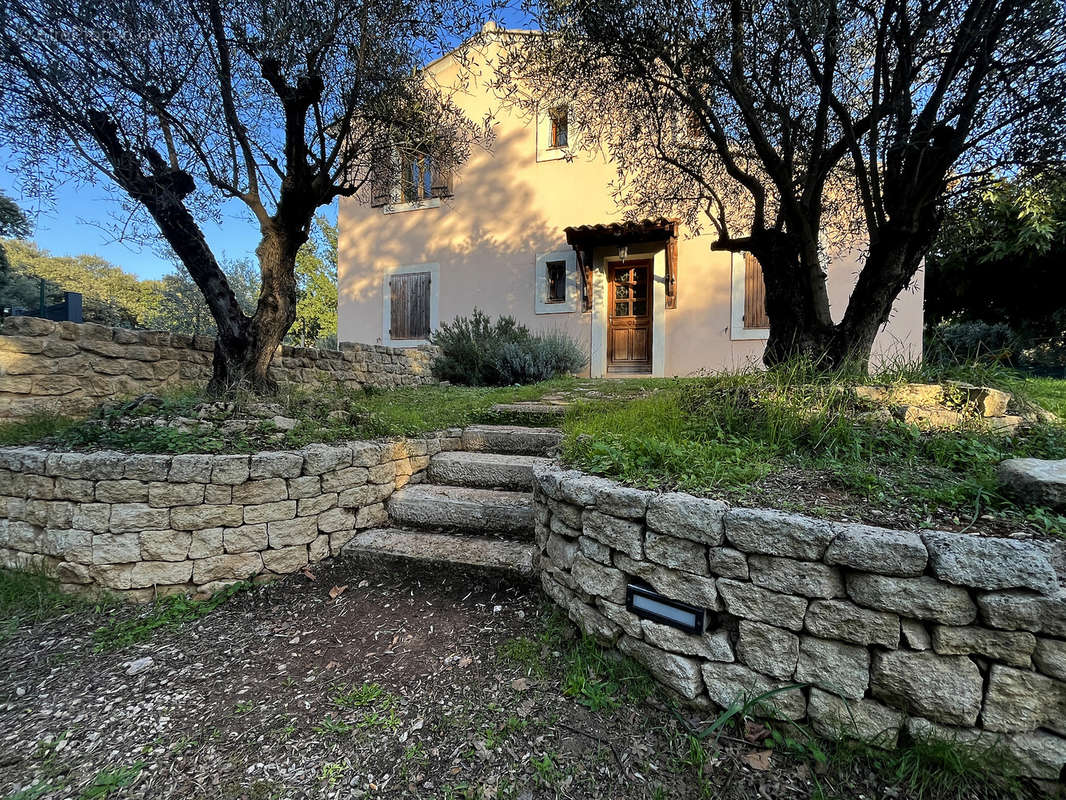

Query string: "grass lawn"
[[561, 368, 1066, 536], [0, 563, 1043, 800]]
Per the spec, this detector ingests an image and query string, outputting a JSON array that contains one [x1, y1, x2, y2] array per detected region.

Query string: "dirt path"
[[0, 561, 1043, 800]]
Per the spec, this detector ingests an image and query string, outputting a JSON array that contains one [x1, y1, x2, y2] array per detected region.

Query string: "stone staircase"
[[344, 416, 561, 577]]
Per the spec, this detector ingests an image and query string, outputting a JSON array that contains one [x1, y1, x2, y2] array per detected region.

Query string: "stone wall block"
[[211, 455, 250, 485], [646, 492, 726, 543], [95, 480, 149, 504], [321, 467, 370, 493], [1034, 638, 1066, 681], [354, 503, 388, 529], [582, 510, 642, 560], [223, 524, 268, 554], [192, 553, 263, 584], [267, 516, 319, 548], [736, 620, 799, 679], [724, 508, 835, 560], [930, 625, 1036, 667], [337, 482, 393, 508], [977, 590, 1066, 636], [170, 504, 243, 530], [708, 547, 749, 579], [123, 455, 172, 482], [139, 530, 192, 562], [907, 717, 1066, 782], [641, 621, 734, 662], [805, 599, 900, 649], [644, 529, 708, 575], [870, 650, 983, 727], [825, 524, 927, 577], [548, 499, 583, 530], [571, 553, 627, 603], [568, 599, 622, 646], [302, 444, 351, 475], [129, 560, 193, 588], [262, 545, 309, 574], [92, 533, 141, 564], [619, 635, 704, 700], [808, 689, 903, 748], [596, 600, 643, 638], [847, 573, 976, 625], [188, 529, 223, 559], [794, 636, 870, 700], [717, 578, 808, 631], [700, 662, 807, 720], [249, 452, 304, 479], [169, 455, 214, 483], [297, 493, 338, 517], [286, 475, 322, 500], [109, 503, 170, 533], [922, 531, 1059, 595], [231, 478, 288, 505], [982, 664, 1066, 735], [318, 507, 356, 533], [147, 482, 204, 508], [546, 533, 579, 570], [747, 554, 845, 599], [578, 535, 610, 565]]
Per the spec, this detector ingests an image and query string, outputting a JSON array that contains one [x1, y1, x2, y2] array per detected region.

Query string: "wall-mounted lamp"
[[618, 244, 629, 261], [626, 584, 705, 634]]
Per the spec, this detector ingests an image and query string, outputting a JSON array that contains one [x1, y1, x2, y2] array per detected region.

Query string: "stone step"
[[387, 483, 533, 535], [461, 424, 563, 456], [490, 402, 568, 417], [343, 528, 535, 576], [428, 451, 552, 491]]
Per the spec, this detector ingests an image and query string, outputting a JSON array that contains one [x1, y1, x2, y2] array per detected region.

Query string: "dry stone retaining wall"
[[0, 316, 438, 420], [0, 432, 461, 601], [533, 465, 1066, 781]]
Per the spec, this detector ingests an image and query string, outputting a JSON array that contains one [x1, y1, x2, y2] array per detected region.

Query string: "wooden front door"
[[608, 261, 652, 373]]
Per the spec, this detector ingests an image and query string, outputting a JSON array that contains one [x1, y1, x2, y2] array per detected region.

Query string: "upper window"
[[371, 147, 452, 211], [549, 107, 568, 149], [546, 260, 567, 303], [537, 104, 573, 162]]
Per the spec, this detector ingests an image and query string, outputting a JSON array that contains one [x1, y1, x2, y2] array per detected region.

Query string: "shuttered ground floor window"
[[390, 271, 431, 340]]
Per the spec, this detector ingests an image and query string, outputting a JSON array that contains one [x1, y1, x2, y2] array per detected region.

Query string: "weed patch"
[[0, 568, 92, 640], [90, 582, 247, 652]]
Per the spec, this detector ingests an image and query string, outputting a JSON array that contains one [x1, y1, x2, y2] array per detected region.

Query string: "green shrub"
[[431, 310, 586, 386]]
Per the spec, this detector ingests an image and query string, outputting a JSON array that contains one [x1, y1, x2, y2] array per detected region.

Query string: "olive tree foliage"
[[496, 0, 1066, 369], [0, 0, 491, 391], [0, 192, 32, 272]]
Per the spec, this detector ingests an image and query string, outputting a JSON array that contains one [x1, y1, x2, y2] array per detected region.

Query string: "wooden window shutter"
[[743, 252, 770, 329], [389, 272, 431, 339], [370, 145, 392, 207]]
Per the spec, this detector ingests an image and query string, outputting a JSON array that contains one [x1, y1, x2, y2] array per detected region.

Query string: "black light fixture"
[[626, 584, 705, 634]]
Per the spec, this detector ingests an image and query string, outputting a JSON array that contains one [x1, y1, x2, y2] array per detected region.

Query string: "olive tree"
[[0, 0, 490, 390], [497, 0, 1066, 369]]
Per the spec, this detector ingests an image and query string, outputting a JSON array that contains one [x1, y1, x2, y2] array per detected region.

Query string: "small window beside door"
[[545, 261, 567, 303], [535, 250, 578, 314]]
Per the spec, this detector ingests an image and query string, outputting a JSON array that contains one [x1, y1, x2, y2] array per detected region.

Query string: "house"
[[336, 26, 924, 377]]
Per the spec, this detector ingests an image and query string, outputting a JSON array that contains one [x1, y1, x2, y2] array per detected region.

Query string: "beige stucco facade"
[[337, 36, 924, 377]]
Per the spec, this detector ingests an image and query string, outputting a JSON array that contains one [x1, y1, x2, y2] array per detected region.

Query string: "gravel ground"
[[0, 560, 1046, 800]]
